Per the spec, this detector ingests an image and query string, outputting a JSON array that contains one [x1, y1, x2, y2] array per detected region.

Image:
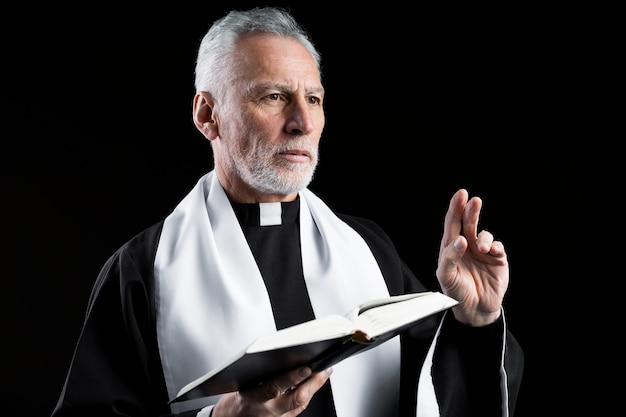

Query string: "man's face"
[[213, 33, 326, 202]]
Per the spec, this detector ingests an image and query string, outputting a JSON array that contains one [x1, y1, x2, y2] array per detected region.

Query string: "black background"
[[3, 3, 624, 416]]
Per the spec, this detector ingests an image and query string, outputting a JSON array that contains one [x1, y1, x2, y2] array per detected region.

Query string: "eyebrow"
[[252, 82, 324, 96]]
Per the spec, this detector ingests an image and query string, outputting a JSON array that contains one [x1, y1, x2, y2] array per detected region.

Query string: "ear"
[[193, 91, 220, 141]]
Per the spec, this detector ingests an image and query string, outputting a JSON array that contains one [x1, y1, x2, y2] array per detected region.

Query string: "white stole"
[[155, 171, 401, 416]]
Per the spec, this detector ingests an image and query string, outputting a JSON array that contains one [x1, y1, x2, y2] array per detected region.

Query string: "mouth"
[[280, 149, 310, 157], [279, 149, 311, 162]]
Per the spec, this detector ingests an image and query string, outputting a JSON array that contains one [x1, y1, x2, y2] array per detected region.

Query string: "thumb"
[[437, 236, 465, 286]]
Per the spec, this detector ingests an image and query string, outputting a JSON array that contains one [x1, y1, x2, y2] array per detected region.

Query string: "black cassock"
[[51, 197, 523, 417]]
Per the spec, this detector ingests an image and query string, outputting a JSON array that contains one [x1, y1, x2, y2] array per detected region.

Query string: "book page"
[[342, 293, 425, 323], [355, 292, 458, 337], [247, 314, 353, 353]]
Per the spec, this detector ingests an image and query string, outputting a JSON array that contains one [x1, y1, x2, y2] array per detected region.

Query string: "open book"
[[172, 291, 458, 403]]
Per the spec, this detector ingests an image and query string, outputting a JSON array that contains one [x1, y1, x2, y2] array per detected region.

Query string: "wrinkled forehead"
[[231, 33, 321, 84]]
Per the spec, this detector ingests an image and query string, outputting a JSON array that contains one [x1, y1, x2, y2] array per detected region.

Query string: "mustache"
[[274, 138, 317, 156]]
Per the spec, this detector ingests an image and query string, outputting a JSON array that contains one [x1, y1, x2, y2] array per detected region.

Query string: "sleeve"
[[417, 310, 524, 417], [50, 224, 203, 417]]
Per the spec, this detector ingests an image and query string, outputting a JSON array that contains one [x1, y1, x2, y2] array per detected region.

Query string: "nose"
[[285, 97, 316, 135]]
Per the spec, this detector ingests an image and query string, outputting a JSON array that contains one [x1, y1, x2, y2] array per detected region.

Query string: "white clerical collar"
[[259, 202, 282, 226]]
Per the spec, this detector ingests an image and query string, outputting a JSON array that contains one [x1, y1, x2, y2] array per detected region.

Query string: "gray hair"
[[194, 7, 322, 101]]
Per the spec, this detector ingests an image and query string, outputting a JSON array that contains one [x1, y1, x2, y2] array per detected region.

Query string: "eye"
[[307, 96, 321, 105], [267, 93, 282, 101]]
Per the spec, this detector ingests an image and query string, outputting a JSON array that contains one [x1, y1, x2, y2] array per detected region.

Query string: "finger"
[[436, 235, 466, 288], [462, 195, 482, 241], [282, 369, 333, 415], [475, 229, 494, 253], [253, 366, 312, 401], [489, 240, 506, 258], [441, 189, 468, 248]]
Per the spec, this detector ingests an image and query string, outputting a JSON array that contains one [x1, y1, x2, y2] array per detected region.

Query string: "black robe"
[[51, 201, 524, 417]]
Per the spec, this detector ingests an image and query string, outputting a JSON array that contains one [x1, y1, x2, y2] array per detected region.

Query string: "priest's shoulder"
[[336, 212, 394, 248], [99, 220, 165, 279]]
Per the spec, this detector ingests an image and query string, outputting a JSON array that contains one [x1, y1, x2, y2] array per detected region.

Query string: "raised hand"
[[436, 189, 509, 327]]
